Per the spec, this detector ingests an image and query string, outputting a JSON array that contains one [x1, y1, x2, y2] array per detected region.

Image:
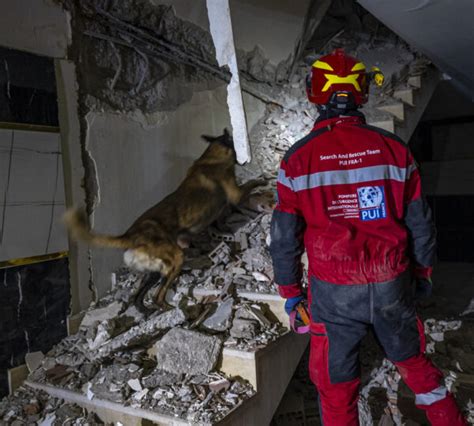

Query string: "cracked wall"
[[59, 0, 310, 307], [0, 0, 310, 311], [59, 0, 237, 306]]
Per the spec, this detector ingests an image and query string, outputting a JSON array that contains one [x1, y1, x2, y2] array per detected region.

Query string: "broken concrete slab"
[[153, 328, 222, 375], [93, 308, 187, 360]]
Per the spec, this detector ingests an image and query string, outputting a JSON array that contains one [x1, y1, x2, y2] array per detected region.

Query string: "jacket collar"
[[313, 110, 366, 131]]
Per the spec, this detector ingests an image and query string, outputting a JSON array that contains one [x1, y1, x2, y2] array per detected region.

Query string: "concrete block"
[[153, 327, 222, 375]]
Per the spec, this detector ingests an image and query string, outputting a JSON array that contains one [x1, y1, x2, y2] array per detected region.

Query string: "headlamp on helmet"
[[306, 49, 385, 109]]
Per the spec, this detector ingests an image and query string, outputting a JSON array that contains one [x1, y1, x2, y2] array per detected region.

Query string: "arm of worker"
[[269, 160, 306, 299], [404, 152, 436, 281]]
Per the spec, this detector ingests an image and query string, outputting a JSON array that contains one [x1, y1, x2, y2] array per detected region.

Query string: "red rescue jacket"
[[270, 113, 436, 298]]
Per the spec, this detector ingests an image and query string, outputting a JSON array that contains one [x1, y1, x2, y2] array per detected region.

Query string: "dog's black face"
[[201, 128, 235, 151]]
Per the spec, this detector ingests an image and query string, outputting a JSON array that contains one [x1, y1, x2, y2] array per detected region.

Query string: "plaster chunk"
[[127, 378, 142, 392], [202, 298, 234, 332]]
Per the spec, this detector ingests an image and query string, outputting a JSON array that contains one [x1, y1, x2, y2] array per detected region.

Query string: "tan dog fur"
[[64, 129, 263, 310]]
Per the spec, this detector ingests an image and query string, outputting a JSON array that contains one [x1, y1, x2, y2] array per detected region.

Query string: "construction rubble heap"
[[1, 195, 294, 424]]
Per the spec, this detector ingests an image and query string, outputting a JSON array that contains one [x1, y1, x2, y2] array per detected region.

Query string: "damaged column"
[[206, 0, 251, 164]]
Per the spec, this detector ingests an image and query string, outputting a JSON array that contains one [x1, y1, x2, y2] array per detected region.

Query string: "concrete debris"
[[25, 351, 45, 373], [153, 328, 222, 375], [177, 207, 278, 295], [55, 352, 86, 367], [80, 301, 123, 328], [466, 400, 474, 424], [209, 378, 231, 393], [93, 307, 187, 360], [0, 385, 103, 425], [230, 318, 259, 339], [252, 271, 270, 282], [358, 359, 402, 426], [245, 304, 272, 327], [141, 373, 255, 423], [90, 363, 143, 403], [142, 369, 183, 388], [132, 388, 149, 401], [461, 298, 474, 316], [208, 241, 232, 265], [87, 319, 115, 350], [128, 378, 143, 392], [44, 365, 74, 386], [202, 297, 234, 332], [424, 318, 462, 342], [357, 317, 470, 425]]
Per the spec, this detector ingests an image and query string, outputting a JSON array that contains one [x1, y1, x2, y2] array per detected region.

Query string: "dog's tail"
[[63, 208, 131, 249]]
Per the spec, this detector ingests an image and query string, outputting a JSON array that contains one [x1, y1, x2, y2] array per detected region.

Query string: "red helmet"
[[306, 49, 369, 107]]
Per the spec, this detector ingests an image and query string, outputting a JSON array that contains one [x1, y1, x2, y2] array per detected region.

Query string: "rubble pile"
[[176, 197, 280, 295], [0, 385, 103, 425], [19, 264, 290, 423]]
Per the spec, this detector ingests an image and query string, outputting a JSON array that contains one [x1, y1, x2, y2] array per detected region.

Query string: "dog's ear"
[[201, 134, 217, 143], [223, 128, 230, 137]]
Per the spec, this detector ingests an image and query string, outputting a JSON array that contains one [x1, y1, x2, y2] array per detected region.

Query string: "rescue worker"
[[269, 48, 467, 425]]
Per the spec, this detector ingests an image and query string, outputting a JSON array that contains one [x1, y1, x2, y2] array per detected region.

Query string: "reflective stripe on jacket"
[[269, 113, 436, 297]]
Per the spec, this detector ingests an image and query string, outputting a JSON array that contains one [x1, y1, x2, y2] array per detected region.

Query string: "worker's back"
[[276, 113, 419, 285]]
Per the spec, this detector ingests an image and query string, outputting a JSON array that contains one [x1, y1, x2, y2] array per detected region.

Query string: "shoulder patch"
[[358, 124, 407, 148], [283, 127, 329, 163]]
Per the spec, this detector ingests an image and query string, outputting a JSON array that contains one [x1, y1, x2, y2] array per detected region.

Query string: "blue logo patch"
[[357, 186, 386, 221]]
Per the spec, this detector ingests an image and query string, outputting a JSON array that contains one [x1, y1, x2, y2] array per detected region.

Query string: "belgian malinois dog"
[[64, 129, 264, 312]]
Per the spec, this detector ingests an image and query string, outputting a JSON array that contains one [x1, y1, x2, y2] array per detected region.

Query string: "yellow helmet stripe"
[[312, 60, 334, 71], [351, 62, 366, 72], [322, 74, 362, 92]]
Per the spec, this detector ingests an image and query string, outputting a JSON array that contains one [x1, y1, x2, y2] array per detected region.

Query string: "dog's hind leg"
[[154, 252, 184, 310], [134, 271, 164, 314]]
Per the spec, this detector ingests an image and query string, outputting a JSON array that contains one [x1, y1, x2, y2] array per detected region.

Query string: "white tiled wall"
[[0, 129, 67, 261]]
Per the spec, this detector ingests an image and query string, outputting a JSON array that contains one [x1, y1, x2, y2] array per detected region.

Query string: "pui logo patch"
[[357, 186, 386, 221]]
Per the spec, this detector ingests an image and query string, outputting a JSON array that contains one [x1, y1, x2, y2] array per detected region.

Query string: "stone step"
[[26, 291, 308, 425], [394, 66, 441, 142], [377, 102, 405, 121], [393, 88, 415, 107], [407, 75, 422, 89]]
